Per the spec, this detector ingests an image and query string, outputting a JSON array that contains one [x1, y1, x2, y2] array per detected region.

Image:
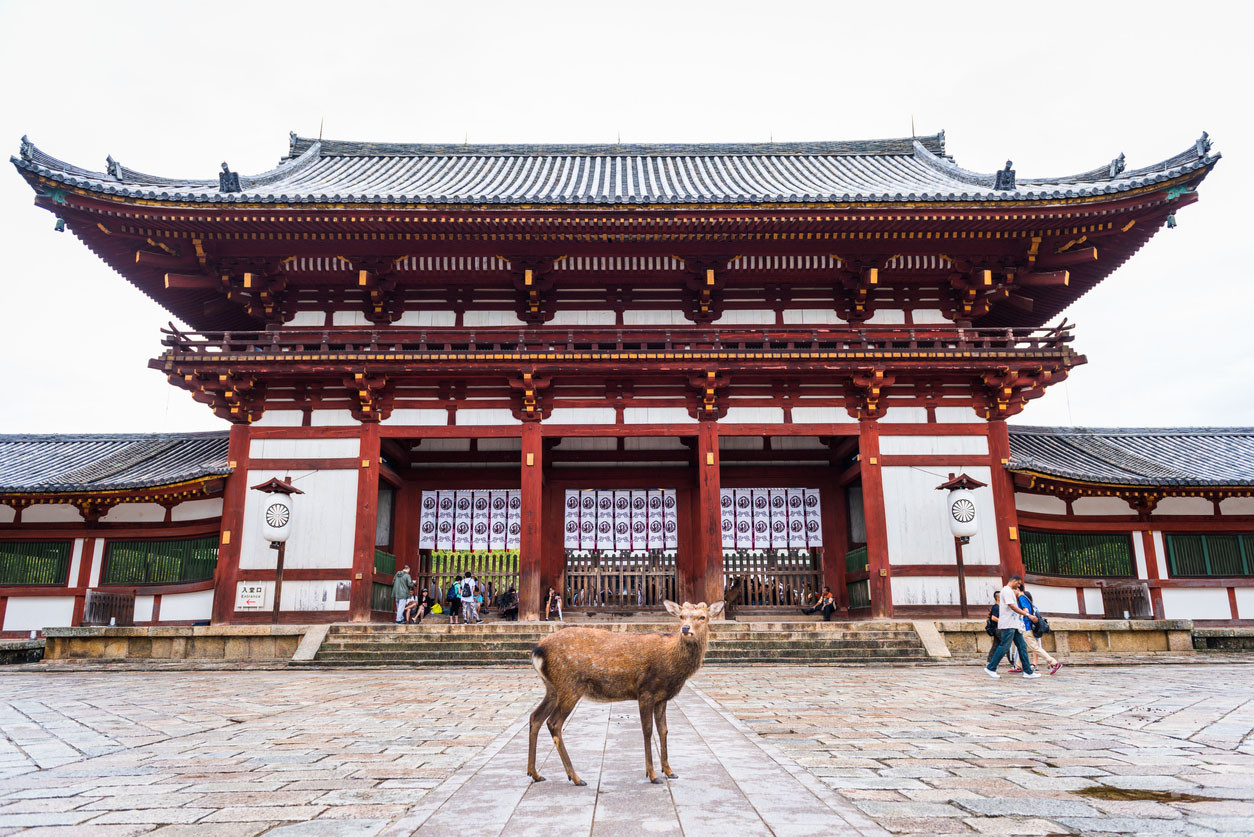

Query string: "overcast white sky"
[[0, 0, 1249, 433]]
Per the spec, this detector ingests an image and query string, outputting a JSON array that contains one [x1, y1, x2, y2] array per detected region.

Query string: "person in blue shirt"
[[1017, 584, 1061, 675]]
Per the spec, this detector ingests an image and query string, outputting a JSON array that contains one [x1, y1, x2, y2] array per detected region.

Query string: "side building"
[[3, 129, 1245, 631]]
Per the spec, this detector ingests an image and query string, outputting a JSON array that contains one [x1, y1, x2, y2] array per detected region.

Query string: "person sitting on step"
[[801, 586, 836, 620]]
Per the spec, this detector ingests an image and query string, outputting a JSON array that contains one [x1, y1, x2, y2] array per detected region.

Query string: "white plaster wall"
[[880, 407, 929, 424], [88, 539, 104, 587], [100, 504, 166, 524], [1132, 532, 1148, 579], [772, 437, 827, 450], [286, 311, 325, 327], [879, 435, 988, 456], [782, 309, 845, 325], [479, 438, 522, 451], [790, 407, 856, 424], [1161, 588, 1231, 620], [623, 407, 696, 424], [2, 597, 74, 631], [722, 407, 785, 424], [394, 310, 456, 327], [249, 438, 360, 460], [891, 576, 960, 606], [66, 539, 83, 588], [22, 505, 82, 524], [625, 437, 688, 451], [1014, 493, 1068, 515], [253, 410, 305, 428], [1221, 497, 1254, 516], [423, 439, 470, 451], [623, 310, 689, 326], [713, 309, 775, 325], [1029, 585, 1079, 615], [240, 469, 359, 570], [134, 595, 155, 623], [0, 505, 14, 524], [935, 406, 979, 423], [547, 310, 616, 326], [332, 311, 370, 326], [386, 409, 448, 426], [1235, 589, 1254, 620], [280, 579, 352, 612], [463, 311, 526, 327], [456, 409, 521, 426], [911, 309, 951, 324], [881, 465, 999, 565], [172, 498, 224, 522], [1154, 497, 1215, 516], [965, 576, 1002, 609], [1072, 497, 1133, 516], [1152, 532, 1168, 579], [865, 309, 905, 325], [720, 437, 764, 450], [546, 408, 616, 425], [160, 589, 213, 622], [311, 410, 359, 427], [1083, 588, 1105, 615], [555, 437, 617, 451]]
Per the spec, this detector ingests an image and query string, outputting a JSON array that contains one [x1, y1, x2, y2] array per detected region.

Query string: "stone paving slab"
[[2, 665, 1254, 834]]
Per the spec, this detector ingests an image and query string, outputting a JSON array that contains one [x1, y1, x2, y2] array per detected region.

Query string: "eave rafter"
[[1012, 472, 1254, 507]]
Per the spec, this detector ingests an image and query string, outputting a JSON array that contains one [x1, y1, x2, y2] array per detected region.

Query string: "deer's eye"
[[698, 616, 706, 621]]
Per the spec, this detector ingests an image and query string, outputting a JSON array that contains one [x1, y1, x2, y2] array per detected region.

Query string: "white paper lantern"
[[260, 494, 293, 542], [946, 488, 978, 539]]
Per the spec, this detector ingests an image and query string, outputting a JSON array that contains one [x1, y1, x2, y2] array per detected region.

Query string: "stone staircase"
[[295, 620, 931, 668]]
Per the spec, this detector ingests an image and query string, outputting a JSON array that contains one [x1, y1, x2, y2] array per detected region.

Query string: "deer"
[[526, 599, 724, 786]]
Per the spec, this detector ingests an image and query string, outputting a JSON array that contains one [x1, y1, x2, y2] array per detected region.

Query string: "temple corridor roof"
[[12, 130, 1219, 207], [1007, 426, 1254, 488], [0, 432, 230, 495]]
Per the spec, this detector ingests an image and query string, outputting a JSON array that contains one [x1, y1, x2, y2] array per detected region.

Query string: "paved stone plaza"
[[2, 665, 1254, 836]]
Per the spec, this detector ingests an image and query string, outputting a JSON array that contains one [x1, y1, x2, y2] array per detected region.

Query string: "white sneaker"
[[1023, 672, 1041, 679], [984, 668, 999, 679]]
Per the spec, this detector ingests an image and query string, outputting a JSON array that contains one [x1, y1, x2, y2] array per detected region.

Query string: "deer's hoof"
[[530, 774, 545, 783], [650, 777, 664, 784], [665, 772, 678, 780], [573, 779, 587, 787]]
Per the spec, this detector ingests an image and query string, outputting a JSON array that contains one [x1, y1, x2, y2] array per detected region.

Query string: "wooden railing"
[[565, 551, 677, 611], [415, 550, 519, 611], [159, 323, 1078, 358], [723, 549, 823, 608], [82, 590, 135, 626]]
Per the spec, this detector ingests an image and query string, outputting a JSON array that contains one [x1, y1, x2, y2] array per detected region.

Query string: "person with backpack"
[[985, 574, 1039, 679], [446, 574, 463, 625], [1017, 584, 1062, 675], [461, 572, 481, 624]]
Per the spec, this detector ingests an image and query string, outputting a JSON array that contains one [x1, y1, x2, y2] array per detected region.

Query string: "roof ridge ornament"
[[106, 155, 122, 180], [1109, 152, 1125, 178], [19, 135, 32, 161], [1195, 131, 1211, 158], [219, 162, 241, 193], [993, 160, 1015, 191]]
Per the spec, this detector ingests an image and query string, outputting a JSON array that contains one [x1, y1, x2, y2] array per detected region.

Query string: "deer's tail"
[[530, 645, 548, 680]]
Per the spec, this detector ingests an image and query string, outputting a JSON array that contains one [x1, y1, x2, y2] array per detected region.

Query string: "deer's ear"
[[708, 601, 725, 618], [663, 600, 681, 617]]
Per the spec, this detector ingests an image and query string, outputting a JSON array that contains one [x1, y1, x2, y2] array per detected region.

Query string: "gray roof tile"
[[0, 432, 230, 494]]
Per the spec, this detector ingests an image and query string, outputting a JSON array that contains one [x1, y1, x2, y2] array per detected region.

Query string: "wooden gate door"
[[565, 550, 678, 613]]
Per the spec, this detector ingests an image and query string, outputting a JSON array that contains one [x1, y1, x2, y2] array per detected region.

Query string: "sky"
[[0, 0, 1250, 433]]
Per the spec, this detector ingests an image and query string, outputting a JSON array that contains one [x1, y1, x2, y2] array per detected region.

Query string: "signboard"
[[235, 582, 268, 610]]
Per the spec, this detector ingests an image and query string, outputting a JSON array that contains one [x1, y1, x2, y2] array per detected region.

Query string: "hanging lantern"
[[251, 477, 304, 543], [935, 473, 988, 541]]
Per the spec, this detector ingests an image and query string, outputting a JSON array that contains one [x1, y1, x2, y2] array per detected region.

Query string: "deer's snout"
[[681, 625, 691, 635]]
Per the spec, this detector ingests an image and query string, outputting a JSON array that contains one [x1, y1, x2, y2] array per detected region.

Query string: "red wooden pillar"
[[71, 536, 97, 626], [350, 422, 381, 621], [519, 422, 544, 620], [858, 419, 892, 618], [693, 421, 723, 606], [212, 423, 251, 625], [821, 484, 847, 609], [987, 419, 1025, 578], [1141, 530, 1165, 619], [540, 477, 563, 609]]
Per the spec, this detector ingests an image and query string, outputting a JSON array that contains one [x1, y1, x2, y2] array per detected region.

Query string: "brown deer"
[[526, 599, 724, 786]]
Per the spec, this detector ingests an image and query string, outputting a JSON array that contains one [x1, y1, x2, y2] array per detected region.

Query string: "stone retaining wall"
[[42, 626, 306, 662], [934, 619, 1195, 657]]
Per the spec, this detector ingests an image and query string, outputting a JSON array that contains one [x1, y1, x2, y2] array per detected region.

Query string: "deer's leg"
[[639, 699, 661, 784], [547, 695, 586, 786], [655, 701, 676, 779], [527, 689, 557, 782]]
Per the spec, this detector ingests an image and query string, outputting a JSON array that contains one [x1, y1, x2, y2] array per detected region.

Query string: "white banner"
[[580, 515, 597, 551], [471, 517, 489, 551], [563, 490, 581, 548], [721, 513, 736, 549], [490, 490, 509, 518], [453, 518, 472, 551], [418, 491, 437, 549], [752, 514, 771, 549], [647, 517, 664, 550], [506, 518, 521, 550], [454, 490, 473, 518], [490, 517, 507, 550], [472, 490, 491, 519]]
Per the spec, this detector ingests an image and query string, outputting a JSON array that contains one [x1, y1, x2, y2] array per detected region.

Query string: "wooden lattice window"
[[1166, 533, 1254, 578], [102, 536, 219, 585], [1021, 530, 1134, 578], [0, 541, 72, 586]]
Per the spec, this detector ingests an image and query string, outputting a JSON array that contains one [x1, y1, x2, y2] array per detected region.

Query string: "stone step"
[[318, 631, 919, 645], [312, 647, 929, 663], [317, 638, 925, 654]]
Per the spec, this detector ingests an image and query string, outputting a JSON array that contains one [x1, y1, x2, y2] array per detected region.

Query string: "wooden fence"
[[565, 551, 677, 611], [723, 549, 823, 608]]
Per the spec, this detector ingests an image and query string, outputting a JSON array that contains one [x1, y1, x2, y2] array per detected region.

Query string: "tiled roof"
[[0, 432, 230, 494], [11, 130, 1219, 206], [1008, 427, 1254, 487]]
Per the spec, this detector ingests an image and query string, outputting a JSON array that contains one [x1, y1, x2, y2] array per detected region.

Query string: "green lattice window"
[[1021, 530, 1134, 577], [1166, 533, 1254, 578], [102, 536, 219, 585], [0, 541, 72, 585]]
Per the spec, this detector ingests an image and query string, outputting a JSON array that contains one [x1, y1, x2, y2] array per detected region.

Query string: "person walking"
[[985, 590, 1002, 667], [985, 574, 1039, 679], [392, 565, 414, 624], [1018, 584, 1062, 675]]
